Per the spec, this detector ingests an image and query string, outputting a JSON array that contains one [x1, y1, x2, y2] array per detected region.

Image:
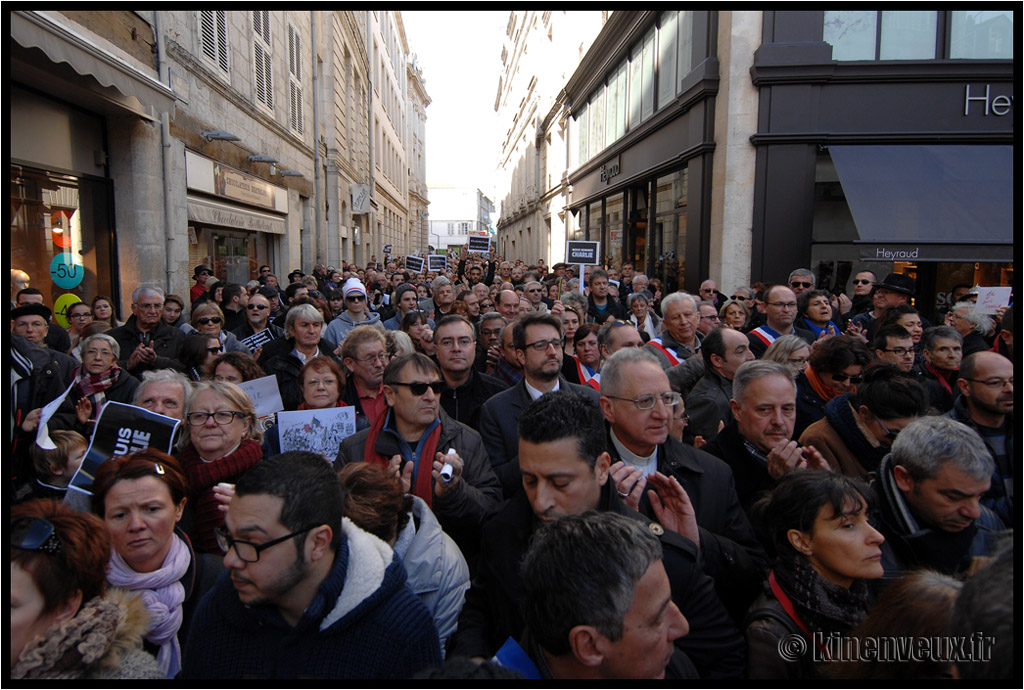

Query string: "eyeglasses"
[[852, 279, 874, 286], [880, 347, 914, 357], [70, 312, 93, 320], [354, 353, 389, 365], [788, 357, 810, 367], [963, 377, 1013, 389], [186, 410, 246, 426], [196, 317, 223, 325], [605, 391, 682, 410], [207, 346, 224, 354], [215, 524, 319, 563], [390, 380, 444, 396], [830, 372, 863, 384], [766, 302, 798, 310], [790, 281, 813, 289], [247, 304, 269, 311], [875, 417, 900, 442], [438, 337, 474, 349], [523, 337, 565, 352], [12, 517, 62, 555], [700, 314, 721, 322]]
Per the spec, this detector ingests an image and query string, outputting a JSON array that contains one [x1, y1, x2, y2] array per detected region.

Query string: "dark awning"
[[829, 145, 1013, 259]]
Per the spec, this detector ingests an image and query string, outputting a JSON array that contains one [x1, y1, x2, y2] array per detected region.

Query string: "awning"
[[187, 195, 287, 235], [829, 145, 1013, 260], [11, 11, 177, 121]]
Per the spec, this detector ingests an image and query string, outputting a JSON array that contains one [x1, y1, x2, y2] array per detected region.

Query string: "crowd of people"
[[9, 251, 1014, 679]]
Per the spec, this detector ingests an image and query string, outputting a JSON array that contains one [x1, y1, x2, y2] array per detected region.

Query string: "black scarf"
[[770, 554, 869, 636]]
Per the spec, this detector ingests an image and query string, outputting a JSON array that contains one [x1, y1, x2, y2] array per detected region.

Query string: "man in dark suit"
[[478, 312, 600, 497]]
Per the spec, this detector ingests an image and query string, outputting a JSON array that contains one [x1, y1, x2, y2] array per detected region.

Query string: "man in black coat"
[[478, 312, 600, 497], [107, 286, 186, 376], [599, 348, 766, 623], [450, 391, 745, 678], [434, 315, 507, 432]]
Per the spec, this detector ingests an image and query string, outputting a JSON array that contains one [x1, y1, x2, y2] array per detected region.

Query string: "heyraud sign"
[[875, 247, 920, 260]]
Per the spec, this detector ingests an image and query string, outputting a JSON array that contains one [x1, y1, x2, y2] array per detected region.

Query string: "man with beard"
[[478, 312, 600, 497], [945, 351, 1014, 526], [181, 452, 441, 679]]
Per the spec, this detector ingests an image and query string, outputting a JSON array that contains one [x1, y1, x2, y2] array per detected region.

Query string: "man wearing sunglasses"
[[231, 293, 285, 348], [336, 353, 502, 563], [479, 312, 602, 498], [323, 278, 382, 347], [181, 451, 441, 679]]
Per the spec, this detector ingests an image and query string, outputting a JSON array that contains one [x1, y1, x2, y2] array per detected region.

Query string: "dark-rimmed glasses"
[[186, 410, 247, 426], [215, 524, 319, 562]]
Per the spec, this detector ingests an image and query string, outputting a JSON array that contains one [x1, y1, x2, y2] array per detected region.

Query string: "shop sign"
[[53, 293, 83, 329], [964, 84, 1013, 117], [185, 150, 288, 213], [601, 156, 621, 185], [351, 184, 371, 213], [49, 252, 84, 289]]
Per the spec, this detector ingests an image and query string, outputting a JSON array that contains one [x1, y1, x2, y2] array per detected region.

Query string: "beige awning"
[[11, 11, 176, 121], [187, 195, 287, 235]]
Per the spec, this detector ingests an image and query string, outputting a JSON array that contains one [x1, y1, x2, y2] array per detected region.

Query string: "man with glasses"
[[873, 325, 916, 373], [181, 451, 441, 679], [108, 286, 186, 376], [946, 351, 1014, 526], [599, 348, 766, 624], [787, 268, 815, 296], [849, 272, 916, 343], [696, 301, 721, 337], [323, 278, 382, 347], [336, 353, 502, 562], [479, 312, 601, 498], [522, 281, 549, 313], [339, 325, 390, 430], [231, 292, 285, 350], [746, 285, 815, 359], [434, 315, 507, 432]]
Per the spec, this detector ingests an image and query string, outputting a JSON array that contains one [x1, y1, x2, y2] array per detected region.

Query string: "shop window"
[[11, 165, 116, 323], [589, 84, 606, 156], [605, 193, 624, 270], [950, 11, 1014, 59], [657, 11, 677, 110], [653, 168, 687, 293]]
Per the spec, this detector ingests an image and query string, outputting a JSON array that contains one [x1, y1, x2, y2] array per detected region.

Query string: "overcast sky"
[[402, 11, 508, 199]]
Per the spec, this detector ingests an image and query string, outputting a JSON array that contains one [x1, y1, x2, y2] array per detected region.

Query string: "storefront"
[[564, 11, 717, 294], [185, 151, 289, 285], [751, 10, 1014, 319]]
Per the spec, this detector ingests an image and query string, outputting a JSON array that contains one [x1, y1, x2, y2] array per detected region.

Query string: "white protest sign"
[[34, 380, 77, 450], [277, 407, 357, 460], [238, 375, 285, 416], [974, 287, 1012, 315]]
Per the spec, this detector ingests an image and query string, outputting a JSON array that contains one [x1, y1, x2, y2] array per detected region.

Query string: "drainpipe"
[[154, 11, 176, 294], [365, 10, 375, 266], [311, 11, 323, 264]]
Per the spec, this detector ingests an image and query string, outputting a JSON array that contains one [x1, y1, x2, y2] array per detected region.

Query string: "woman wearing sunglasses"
[[794, 335, 869, 438], [178, 333, 223, 382], [188, 303, 249, 354], [90, 450, 223, 678], [176, 381, 263, 553], [799, 363, 928, 481], [12, 499, 163, 679]]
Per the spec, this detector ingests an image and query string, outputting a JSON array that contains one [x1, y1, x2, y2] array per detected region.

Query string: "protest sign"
[[241, 328, 275, 352], [428, 254, 448, 272], [238, 375, 285, 417], [405, 255, 425, 274], [566, 240, 600, 265], [974, 286, 1012, 315], [70, 402, 182, 495], [276, 407, 357, 460], [468, 235, 491, 253]]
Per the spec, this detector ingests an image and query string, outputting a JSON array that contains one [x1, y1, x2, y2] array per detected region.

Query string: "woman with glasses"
[[763, 334, 812, 379], [263, 358, 349, 457], [188, 303, 249, 354], [70, 334, 140, 433], [745, 471, 884, 679], [794, 335, 870, 438], [799, 363, 927, 481], [719, 298, 750, 331], [179, 333, 223, 382], [12, 500, 163, 679], [65, 301, 94, 352], [91, 450, 223, 678], [176, 381, 263, 553]]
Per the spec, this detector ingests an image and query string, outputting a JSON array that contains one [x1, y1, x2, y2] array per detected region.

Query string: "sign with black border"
[[428, 254, 448, 272], [467, 235, 491, 253], [405, 255, 425, 273], [566, 240, 600, 265]]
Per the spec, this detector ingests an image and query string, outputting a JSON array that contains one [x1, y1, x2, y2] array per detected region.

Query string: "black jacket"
[[478, 376, 601, 498], [261, 340, 342, 411], [701, 420, 777, 517], [449, 480, 746, 678], [440, 367, 507, 433], [107, 316, 186, 376], [609, 434, 768, 624], [586, 291, 627, 322]]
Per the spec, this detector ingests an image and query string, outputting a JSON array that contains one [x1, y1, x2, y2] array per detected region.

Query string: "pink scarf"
[[106, 533, 190, 678]]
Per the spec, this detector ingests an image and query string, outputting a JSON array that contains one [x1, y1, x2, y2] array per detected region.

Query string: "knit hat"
[[342, 278, 367, 299]]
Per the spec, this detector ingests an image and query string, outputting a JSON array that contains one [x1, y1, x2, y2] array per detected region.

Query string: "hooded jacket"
[[180, 518, 441, 679], [323, 309, 382, 348]]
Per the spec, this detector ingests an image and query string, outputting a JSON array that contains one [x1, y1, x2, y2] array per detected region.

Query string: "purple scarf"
[[106, 534, 190, 678]]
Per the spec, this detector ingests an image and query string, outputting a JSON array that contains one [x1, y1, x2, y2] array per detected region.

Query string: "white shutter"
[[200, 11, 228, 73], [290, 81, 303, 134], [252, 12, 273, 109]]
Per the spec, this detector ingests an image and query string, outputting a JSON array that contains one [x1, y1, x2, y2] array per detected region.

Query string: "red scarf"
[[805, 365, 850, 403], [923, 360, 956, 395], [362, 410, 441, 509], [72, 364, 121, 422]]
